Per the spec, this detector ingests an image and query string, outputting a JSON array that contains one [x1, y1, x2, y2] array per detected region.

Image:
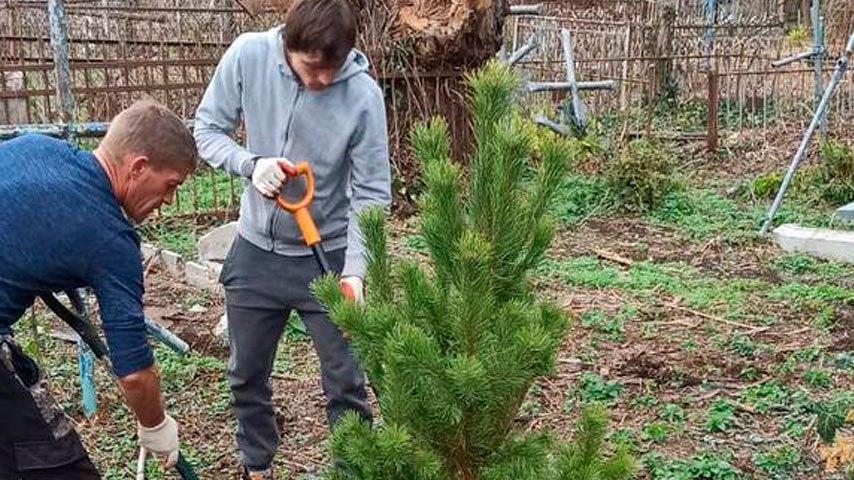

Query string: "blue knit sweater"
[[0, 134, 152, 376]]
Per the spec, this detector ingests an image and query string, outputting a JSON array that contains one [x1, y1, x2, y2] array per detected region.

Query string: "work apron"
[[0, 335, 99, 479]]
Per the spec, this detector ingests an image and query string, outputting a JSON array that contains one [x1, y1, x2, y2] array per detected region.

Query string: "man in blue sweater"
[[194, 0, 391, 477], [0, 99, 196, 479]]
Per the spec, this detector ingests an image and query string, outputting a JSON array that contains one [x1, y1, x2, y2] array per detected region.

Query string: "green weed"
[[659, 403, 686, 423], [772, 254, 854, 279], [644, 450, 744, 480], [803, 368, 833, 389], [641, 422, 669, 444], [161, 166, 243, 217], [604, 138, 680, 213], [138, 221, 199, 257], [740, 381, 791, 413], [813, 390, 854, 443], [401, 233, 428, 253], [705, 399, 736, 432], [575, 372, 623, 404], [728, 333, 769, 359], [751, 445, 801, 478], [580, 307, 633, 342], [550, 173, 614, 226], [784, 23, 809, 48], [817, 140, 854, 205]]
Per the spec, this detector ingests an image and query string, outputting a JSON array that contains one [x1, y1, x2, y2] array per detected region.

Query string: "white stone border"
[[141, 242, 224, 295], [773, 224, 854, 264]]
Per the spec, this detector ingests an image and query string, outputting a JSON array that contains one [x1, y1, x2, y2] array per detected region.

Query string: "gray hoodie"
[[194, 27, 391, 278]]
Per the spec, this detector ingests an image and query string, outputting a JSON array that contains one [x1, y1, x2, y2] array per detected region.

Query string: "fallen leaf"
[[819, 435, 854, 472]]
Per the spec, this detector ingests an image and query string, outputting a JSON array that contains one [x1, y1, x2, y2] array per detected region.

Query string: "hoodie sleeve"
[[194, 34, 257, 178], [342, 84, 392, 279]]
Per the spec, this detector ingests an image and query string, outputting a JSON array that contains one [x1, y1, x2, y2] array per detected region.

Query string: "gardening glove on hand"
[[252, 157, 293, 198], [340, 276, 364, 302], [138, 414, 180, 468]]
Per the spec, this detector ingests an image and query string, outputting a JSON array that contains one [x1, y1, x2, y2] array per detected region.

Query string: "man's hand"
[[340, 276, 363, 302], [252, 157, 293, 198], [138, 414, 180, 468]]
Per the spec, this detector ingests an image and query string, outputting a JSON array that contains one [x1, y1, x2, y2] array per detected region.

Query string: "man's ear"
[[127, 155, 151, 180]]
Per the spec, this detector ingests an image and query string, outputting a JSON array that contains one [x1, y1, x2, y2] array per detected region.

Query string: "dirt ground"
[[100, 213, 850, 479], [26, 128, 854, 479]]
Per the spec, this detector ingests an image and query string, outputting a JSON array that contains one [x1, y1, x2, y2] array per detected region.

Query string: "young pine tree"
[[312, 60, 635, 480]]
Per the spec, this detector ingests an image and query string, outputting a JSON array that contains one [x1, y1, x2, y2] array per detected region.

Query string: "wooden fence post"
[[707, 71, 719, 152], [654, 6, 676, 104]]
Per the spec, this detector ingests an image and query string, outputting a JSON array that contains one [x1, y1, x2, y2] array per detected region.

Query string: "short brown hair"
[[102, 99, 197, 172], [284, 0, 356, 67]]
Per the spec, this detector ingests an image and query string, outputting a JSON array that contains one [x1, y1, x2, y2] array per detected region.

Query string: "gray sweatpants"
[[220, 235, 372, 471]]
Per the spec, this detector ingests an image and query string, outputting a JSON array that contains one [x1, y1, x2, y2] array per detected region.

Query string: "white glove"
[[138, 414, 180, 468], [340, 276, 364, 302], [251, 157, 293, 198]]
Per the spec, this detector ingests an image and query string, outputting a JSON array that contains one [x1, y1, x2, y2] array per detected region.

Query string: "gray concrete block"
[[203, 261, 223, 280], [161, 250, 183, 275], [140, 243, 160, 264], [197, 221, 238, 262], [185, 261, 211, 289], [214, 313, 229, 347], [773, 223, 854, 264], [184, 261, 224, 295], [835, 202, 854, 222], [203, 261, 224, 296]]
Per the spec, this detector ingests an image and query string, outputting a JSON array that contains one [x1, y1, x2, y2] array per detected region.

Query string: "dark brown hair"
[[284, 0, 356, 67], [101, 98, 197, 172]]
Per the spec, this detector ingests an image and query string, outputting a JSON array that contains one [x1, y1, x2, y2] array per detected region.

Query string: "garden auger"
[[40, 291, 200, 480]]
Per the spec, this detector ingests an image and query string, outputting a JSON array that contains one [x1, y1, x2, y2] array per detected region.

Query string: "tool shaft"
[[311, 244, 331, 274]]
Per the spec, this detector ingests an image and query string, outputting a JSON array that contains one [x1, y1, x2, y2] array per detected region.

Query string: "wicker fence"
[[507, 2, 853, 140], [0, 0, 471, 218]]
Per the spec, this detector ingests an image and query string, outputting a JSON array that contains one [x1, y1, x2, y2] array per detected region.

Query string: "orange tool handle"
[[275, 161, 320, 246], [274, 161, 356, 300]]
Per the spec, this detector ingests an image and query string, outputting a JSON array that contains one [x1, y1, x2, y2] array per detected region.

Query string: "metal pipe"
[[702, 0, 717, 72], [144, 317, 190, 355], [508, 36, 538, 66], [771, 49, 814, 68], [527, 80, 616, 92], [533, 115, 571, 136], [560, 29, 586, 130], [0, 122, 108, 140], [811, 1, 827, 139], [759, 29, 854, 236], [72, 289, 98, 418], [0, 120, 195, 141], [48, 0, 76, 141], [136, 447, 147, 480], [509, 4, 542, 15], [78, 336, 98, 418]]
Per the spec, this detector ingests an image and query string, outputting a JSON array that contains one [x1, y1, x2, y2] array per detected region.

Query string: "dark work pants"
[[0, 336, 100, 480], [220, 235, 372, 471]]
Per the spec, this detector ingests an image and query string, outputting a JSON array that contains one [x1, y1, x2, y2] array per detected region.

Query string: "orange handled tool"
[[275, 161, 356, 300], [275, 161, 329, 273]]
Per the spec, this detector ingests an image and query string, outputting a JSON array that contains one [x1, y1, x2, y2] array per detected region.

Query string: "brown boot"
[[242, 466, 275, 480]]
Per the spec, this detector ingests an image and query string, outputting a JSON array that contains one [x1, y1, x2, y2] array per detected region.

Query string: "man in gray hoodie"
[[193, 0, 391, 477]]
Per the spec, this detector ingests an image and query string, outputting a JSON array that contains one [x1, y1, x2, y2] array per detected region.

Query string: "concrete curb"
[[773, 223, 854, 264]]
